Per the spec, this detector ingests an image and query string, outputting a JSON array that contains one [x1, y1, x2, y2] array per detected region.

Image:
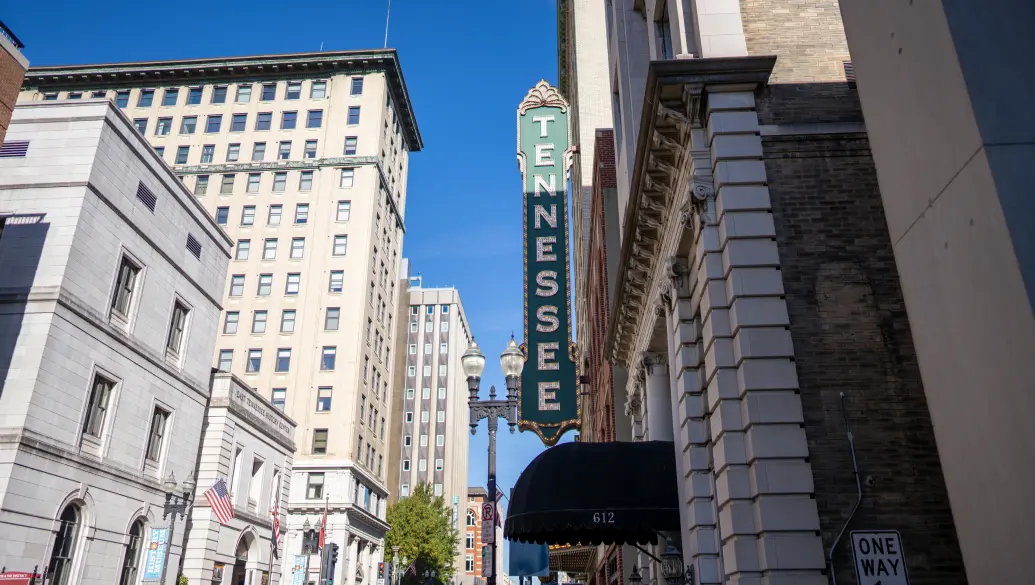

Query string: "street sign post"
[[481, 502, 495, 544], [481, 545, 493, 578], [850, 531, 909, 585]]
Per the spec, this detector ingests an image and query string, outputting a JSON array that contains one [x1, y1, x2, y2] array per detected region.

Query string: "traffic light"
[[378, 563, 385, 580], [322, 543, 340, 585]]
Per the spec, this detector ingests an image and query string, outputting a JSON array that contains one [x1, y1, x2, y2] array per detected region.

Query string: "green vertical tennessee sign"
[[517, 80, 580, 446]]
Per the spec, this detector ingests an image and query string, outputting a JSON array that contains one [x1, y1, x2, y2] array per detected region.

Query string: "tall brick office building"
[[516, 1, 969, 585], [0, 21, 29, 144]]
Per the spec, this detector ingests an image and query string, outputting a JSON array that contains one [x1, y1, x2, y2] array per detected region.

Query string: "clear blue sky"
[[4, 0, 573, 563]]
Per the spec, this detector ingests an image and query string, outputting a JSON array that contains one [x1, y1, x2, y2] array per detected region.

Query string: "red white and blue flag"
[[271, 497, 280, 558], [204, 478, 235, 525]]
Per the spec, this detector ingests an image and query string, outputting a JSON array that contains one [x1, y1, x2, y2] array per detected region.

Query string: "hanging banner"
[[517, 80, 580, 446], [141, 527, 169, 581], [291, 556, 307, 585]]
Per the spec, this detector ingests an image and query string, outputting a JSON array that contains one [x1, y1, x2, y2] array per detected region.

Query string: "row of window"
[[47, 504, 149, 585], [214, 200, 350, 228], [406, 387, 450, 401], [110, 254, 193, 365], [403, 410, 448, 426], [81, 372, 172, 467], [158, 136, 360, 168], [407, 364, 450, 377], [411, 304, 451, 315], [397, 482, 443, 498], [401, 457, 446, 473], [226, 270, 344, 296], [407, 320, 451, 335], [233, 234, 347, 262], [132, 106, 358, 138], [45, 77, 358, 107], [409, 342, 451, 355], [399, 432, 445, 449], [198, 169, 355, 197]]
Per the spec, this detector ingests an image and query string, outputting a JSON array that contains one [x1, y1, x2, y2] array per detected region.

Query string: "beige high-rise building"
[[19, 49, 422, 585], [390, 279, 473, 575]]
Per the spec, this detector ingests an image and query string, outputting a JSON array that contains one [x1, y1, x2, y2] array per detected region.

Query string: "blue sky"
[[5, 0, 572, 563]]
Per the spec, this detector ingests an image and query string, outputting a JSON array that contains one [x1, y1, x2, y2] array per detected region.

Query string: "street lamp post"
[[160, 471, 196, 585], [391, 547, 400, 585], [463, 338, 523, 585]]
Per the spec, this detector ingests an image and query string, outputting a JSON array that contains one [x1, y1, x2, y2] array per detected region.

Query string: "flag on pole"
[[271, 499, 280, 559], [318, 496, 329, 550], [495, 488, 505, 503], [406, 562, 417, 577], [204, 478, 235, 525]]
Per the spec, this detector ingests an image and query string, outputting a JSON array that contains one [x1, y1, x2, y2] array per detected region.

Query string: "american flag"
[[271, 498, 280, 558], [205, 478, 235, 525]]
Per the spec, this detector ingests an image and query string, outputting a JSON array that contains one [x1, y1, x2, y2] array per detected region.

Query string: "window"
[[425, 321, 433, 333], [403, 460, 410, 471], [360, 396, 367, 420], [403, 435, 412, 447], [133, 118, 147, 134], [381, 417, 386, 439], [179, 116, 196, 134], [145, 408, 169, 462], [118, 520, 144, 585], [347, 106, 360, 125], [423, 365, 431, 376], [166, 301, 190, 357], [110, 256, 141, 318], [217, 350, 233, 372], [138, 89, 154, 107], [155, 146, 165, 159], [438, 387, 446, 399], [271, 388, 286, 410], [201, 145, 215, 163], [304, 140, 317, 159], [436, 434, 445, 447], [220, 174, 234, 194], [115, 90, 130, 108], [351, 77, 364, 95], [420, 434, 428, 447], [307, 110, 323, 128], [247, 173, 261, 193], [405, 412, 413, 423], [236, 84, 252, 102], [441, 321, 450, 332], [162, 88, 178, 106], [286, 81, 302, 100], [268, 205, 282, 225], [408, 366, 416, 376], [273, 172, 287, 192], [47, 504, 82, 585], [422, 387, 430, 399], [400, 484, 410, 497], [273, 142, 291, 162], [424, 343, 432, 354], [440, 343, 448, 354], [421, 411, 430, 423], [339, 168, 355, 188], [276, 348, 291, 372], [281, 111, 297, 130], [205, 114, 222, 133], [322, 346, 337, 370], [322, 307, 340, 331], [306, 473, 324, 499], [336, 201, 351, 221], [280, 310, 296, 333], [231, 113, 247, 132], [333, 235, 348, 256], [227, 144, 241, 161], [235, 240, 250, 260], [437, 411, 445, 423], [317, 387, 333, 411], [155, 117, 172, 136], [256, 112, 272, 130], [418, 459, 427, 472], [408, 344, 416, 355], [298, 171, 314, 191], [257, 274, 273, 296], [43, 92, 59, 100], [242, 206, 255, 226], [285, 273, 301, 295], [252, 311, 267, 334], [329, 271, 344, 293], [212, 85, 228, 104], [187, 86, 203, 104], [410, 323, 418, 333], [467, 510, 476, 526], [312, 429, 328, 454], [290, 237, 305, 259], [229, 275, 245, 297], [311, 80, 327, 98], [82, 373, 115, 438], [406, 388, 415, 399], [465, 555, 474, 572], [223, 312, 239, 333], [344, 136, 358, 155], [438, 365, 447, 376], [263, 239, 277, 260]]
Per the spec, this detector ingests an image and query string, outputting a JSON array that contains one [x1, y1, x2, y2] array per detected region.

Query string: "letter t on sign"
[[532, 115, 555, 137]]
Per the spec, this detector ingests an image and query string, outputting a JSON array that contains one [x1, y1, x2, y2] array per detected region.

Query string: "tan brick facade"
[[0, 33, 28, 144]]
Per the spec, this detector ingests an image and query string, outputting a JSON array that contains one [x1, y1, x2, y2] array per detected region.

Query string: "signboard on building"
[[453, 496, 459, 529], [291, 556, 307, 585], [0, 572, 41, 585], [517, 80, 580, 446], [481, 502, 495, 544], [141, 527, 169, 581], [851, 531, 909, 585]]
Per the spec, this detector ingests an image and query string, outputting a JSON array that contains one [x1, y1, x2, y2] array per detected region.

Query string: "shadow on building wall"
[[0, 212, 48, 399]]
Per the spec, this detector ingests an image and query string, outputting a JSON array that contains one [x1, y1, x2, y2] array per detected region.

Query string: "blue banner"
[[142, 527, 169, 581], [292, 555, 308, 585]]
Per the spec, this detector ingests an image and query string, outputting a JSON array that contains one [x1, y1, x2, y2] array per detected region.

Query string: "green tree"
[[386, 483, 459, 585]]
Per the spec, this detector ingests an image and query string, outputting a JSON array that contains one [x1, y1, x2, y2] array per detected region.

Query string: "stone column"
[[704, 87, 823, 585], [365, 543, 377, 585], [345, 537, 359, 585], [624, 375, 644, 441], [641, 352, 673, 441]]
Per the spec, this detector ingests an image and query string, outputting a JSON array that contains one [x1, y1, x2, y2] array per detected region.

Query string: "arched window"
[[119, 519, 145, 585], [466, 510, 475, 527], [48, 504, 81, 585]]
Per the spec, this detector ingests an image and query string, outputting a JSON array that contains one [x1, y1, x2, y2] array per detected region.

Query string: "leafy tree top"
[[386, 483, 459, 584]]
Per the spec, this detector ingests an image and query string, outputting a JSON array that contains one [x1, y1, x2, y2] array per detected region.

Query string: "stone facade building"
[[19, 50, 423, 585], [0, 21, 28, 144], [0, 100, 232, 585], [181, 372, 296, 585], [559, 1, 969, 585]]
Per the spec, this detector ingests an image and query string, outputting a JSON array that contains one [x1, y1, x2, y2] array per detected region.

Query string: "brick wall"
[[0, 45, 27, 144], [765, 133, 967, 585], [587, 130, 616, 443]]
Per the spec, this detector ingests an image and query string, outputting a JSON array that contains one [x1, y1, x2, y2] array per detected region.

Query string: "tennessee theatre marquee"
[[517, 81, 580, 446]]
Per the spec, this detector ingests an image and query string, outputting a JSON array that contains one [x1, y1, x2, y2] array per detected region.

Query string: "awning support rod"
[[632, 544, 663, 564]]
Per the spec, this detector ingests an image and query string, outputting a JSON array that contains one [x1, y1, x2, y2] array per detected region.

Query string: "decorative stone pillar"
[[704, 85, 824, 585], [624, 375, 644, 441], [366, 543, 377, 585], [641, 352, 673, 441], [345, 536, 359, 585]]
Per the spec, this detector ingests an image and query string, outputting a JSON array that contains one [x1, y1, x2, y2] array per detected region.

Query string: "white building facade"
[[0, 101, 232, 585], [19, 50, 423, 585], [181, 372, 296, 585]]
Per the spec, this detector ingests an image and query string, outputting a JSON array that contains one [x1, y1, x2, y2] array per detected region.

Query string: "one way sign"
[[850, 531, 909, 585]]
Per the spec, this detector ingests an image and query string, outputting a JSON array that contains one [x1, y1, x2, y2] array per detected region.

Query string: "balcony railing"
[[0, 20, 25, 50]]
